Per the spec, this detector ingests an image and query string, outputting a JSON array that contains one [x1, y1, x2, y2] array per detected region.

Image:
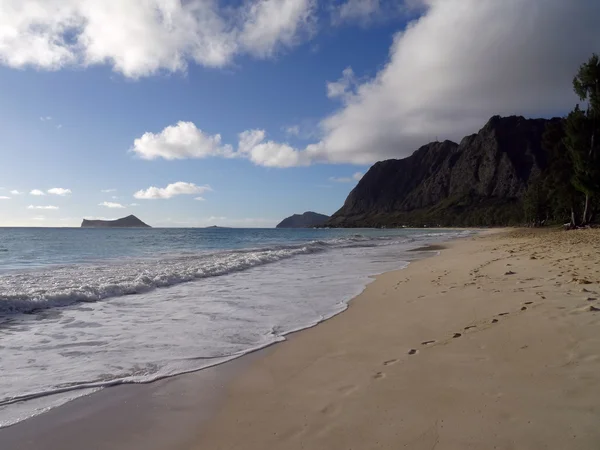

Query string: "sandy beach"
[[195, 228, 600, 449], [3, 228, 600, 449]]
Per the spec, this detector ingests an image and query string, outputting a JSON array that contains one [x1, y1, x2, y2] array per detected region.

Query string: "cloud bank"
[[0, 0, 316, 78], [131, 0, 600, 167]]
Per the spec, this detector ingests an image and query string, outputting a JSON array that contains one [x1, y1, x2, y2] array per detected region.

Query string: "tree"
[[565, 55, 600, 225], [541, 120, 580, 225]]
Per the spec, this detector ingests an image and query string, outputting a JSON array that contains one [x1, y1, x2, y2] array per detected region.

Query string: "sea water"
[[0, 227, 472, 427]]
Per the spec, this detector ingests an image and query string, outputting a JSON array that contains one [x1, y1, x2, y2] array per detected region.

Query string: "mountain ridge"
[[276, 211, 330, 228], [327, 116, 560, 227]]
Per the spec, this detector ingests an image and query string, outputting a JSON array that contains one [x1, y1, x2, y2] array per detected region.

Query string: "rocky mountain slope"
[[81, 215, 151, 228], [327, 116, 560, 227], [277, 212, 330, 228]]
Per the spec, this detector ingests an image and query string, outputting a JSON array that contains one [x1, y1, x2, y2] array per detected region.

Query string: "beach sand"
[[194, 228, 600, 450], [3, 229, 600, 450]]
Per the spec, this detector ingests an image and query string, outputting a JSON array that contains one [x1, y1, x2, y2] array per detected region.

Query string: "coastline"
[[3, 228, 600, 449]]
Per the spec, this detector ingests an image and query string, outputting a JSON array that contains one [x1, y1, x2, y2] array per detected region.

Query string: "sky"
[[0, 0, 598, 227]]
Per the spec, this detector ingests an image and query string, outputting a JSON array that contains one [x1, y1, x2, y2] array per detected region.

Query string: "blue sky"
[[0, 0, 597, 227]]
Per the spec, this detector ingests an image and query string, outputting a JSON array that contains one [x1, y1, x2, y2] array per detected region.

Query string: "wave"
[[0, 234, 401, 316]]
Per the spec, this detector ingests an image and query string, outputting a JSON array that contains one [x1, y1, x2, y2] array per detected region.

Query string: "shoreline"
[[0, 231, 467, 449], [4, 228, 600, 449]]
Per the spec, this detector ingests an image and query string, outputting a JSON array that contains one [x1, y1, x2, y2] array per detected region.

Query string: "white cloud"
[[10, 190, 22, 195], [326, 66, 357, 100], [329, 172, 364, 183], [30, 189, 46, 196], [194, 197, 206, 201], [32, 216, 46, 221], [238, 129, 310, 168], [56, 124, 62, 129], [99, 201, 125, 208], [131, 122, 233, 160], [130, 1, 600, 168], [27, 205, 59, 210], [47, 187, 72, 196], [131, 124, 310, 168], [0, 196, 10, 200], [39, 116, 52, 121], [134, 182, 212, 200], [314, 0, 600, 164], [101, 189, 117, 193], [0, 0, 316, 78], [239, 0, 317, 58], [130, 203, 139, 206]]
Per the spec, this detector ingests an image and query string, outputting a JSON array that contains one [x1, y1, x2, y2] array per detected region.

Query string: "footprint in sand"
[[491, 319, 499, 323], [589, 306, 600, 312], [337, 385, 359, 396], [524, 301, 534, 305], [498, 312, 509, 316], [421, 340, 436, 345], [521, 306, 528, 311], [408, 349, 418, 355], [464, 325, 476, 330], [452, 333, 462, 338], [383, 359, 398, 366], [373, 371, 386, 379]]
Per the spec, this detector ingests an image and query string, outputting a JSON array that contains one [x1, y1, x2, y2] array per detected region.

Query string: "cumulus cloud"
[[28, 205, 59, 210], [99, 201, 125, 208], [39, 116, 52, 121], [132, 124, 310, 168], [30, 189, 45, 196], [130, 1, 600, 168], [326, 67, 357, 100], [329, 172, 364, 183], [134, 182, 212, 200], [47, 187, 71, 196], [101, 189, 117, 193], [0, 196, 10, 200], [10, 190, 22, 195], [0, 0, 316, 78], [238, 130, 310, 168], [131, 122, 233, 160], [315, 0, 600, 164]]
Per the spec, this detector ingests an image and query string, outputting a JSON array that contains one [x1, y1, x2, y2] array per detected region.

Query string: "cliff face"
[[81, 215, 151, 228], [328, 116, 560, 227], [277, 212, 330, 228]]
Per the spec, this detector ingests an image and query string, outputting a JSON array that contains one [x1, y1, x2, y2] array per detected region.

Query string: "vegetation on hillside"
[[525, 54, 600, 227]]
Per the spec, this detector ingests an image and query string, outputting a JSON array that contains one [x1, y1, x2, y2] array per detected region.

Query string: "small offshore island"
[[81, 215, 151, 228]]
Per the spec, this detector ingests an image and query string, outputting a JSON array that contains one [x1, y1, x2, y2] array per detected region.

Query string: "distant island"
[[276, 212, 330, 228], [81, 215, 151, 228]]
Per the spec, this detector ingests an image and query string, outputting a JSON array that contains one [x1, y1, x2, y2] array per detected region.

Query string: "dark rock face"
[[81, 215, 151, 228], [277, 212, 330, 228], [328, 116, 560, 227]]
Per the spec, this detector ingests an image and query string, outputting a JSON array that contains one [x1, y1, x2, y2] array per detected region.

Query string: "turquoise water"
[[0, 227, 471, 427]]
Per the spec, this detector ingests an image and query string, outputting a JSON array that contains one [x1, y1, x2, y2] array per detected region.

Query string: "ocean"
[[0, 227, 471, 428]]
